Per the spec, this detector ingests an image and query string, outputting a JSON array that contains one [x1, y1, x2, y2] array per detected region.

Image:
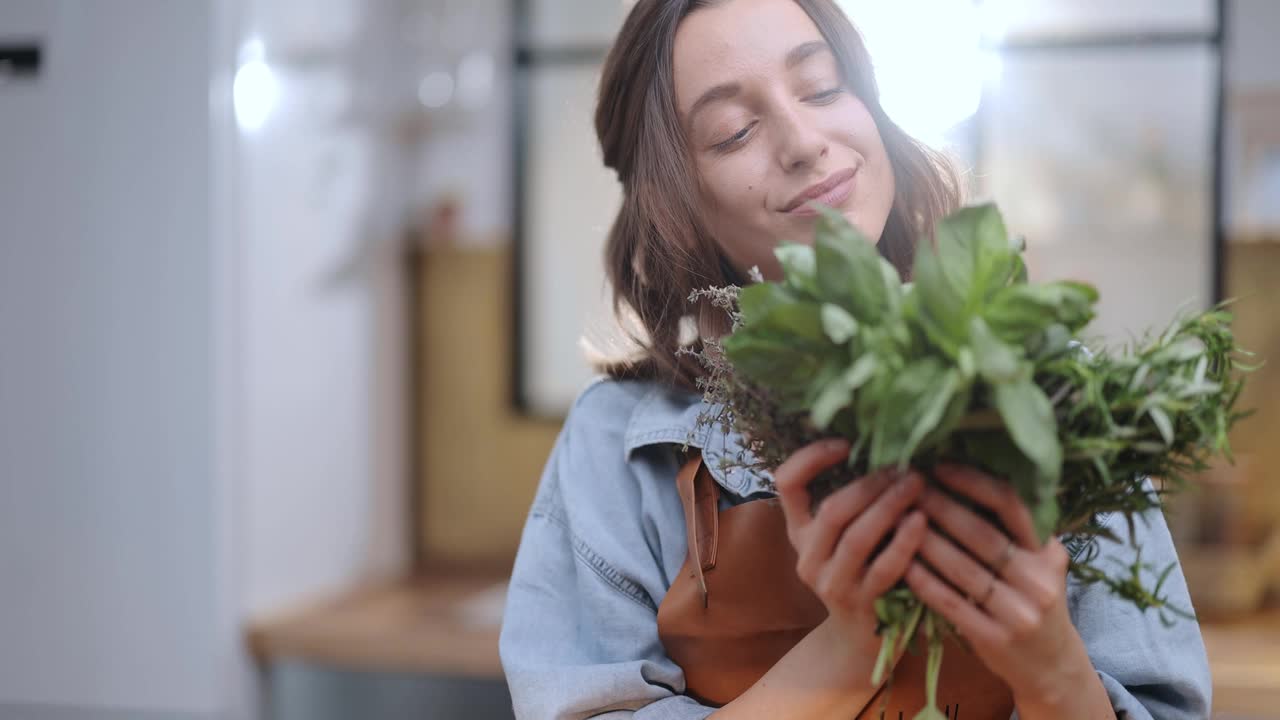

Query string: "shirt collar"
[[623, 383, 774, 497]]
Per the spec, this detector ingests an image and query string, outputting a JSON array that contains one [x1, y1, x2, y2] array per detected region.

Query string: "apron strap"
[[675, 452, 721, 608]]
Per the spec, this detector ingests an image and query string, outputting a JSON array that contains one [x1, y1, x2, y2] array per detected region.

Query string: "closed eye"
[[806, 88, 844, 105], [713, 121, 757, 153]]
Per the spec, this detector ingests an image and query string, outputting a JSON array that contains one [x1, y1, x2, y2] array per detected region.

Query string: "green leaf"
[[870, 358, 957, 468], [993, 376, 1063, 484], [721, 333, 823, 394], [1030, 491, 1060, 544], [736, 282, 797, 326], [811, 371, 855, 429], [774, 243, 819, 297], [1160, 337, 1204, 363], [911, 233, 968, 353], [984, 281, 1099, 344], [813, 206, 891, 322], [969, 316, 1022, 383], [878, 257, 905, 316], [909, 206, 1021, 355], [801, 358, 847, 410], [820, 303, 859, 344], [753, 300, 827, 345], [962, 203, 1020, 299], [844, 353, 879, 391], [1147, 405, 1175, 446], [901, 369, 960, 466], [818, 354, 880, 434]]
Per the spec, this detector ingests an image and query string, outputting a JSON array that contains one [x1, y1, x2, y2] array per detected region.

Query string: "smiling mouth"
[[782, 166, 859, 216]]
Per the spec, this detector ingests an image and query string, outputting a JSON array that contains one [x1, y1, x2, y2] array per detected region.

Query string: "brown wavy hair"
[[593, 0, 962, 392]]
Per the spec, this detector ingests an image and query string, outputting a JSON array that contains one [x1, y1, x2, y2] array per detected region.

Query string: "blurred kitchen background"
[[0, 0, 1276, 719]]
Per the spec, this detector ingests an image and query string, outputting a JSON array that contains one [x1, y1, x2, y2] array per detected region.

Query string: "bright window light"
[[838, 0, 997, 147], [234, 38, 277, 132]]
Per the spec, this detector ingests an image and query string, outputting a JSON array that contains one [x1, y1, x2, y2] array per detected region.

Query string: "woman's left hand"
[[902, 464, 1114, 717]]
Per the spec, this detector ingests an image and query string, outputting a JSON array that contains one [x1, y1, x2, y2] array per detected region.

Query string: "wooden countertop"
[[1203, 610, 1280, 717], [247, 573, 1280, 714], [246, 571, 508, 679]]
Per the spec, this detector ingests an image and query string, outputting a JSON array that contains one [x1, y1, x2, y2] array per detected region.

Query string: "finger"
[[818, 471, 925, 595], [915, 528, 1042, 629], [917, 527, 996, 601], [919, 499, 1065, 604], [1007, 537, 1073, 610], [796, 471, 896, 583], [934, 464, 1039, 549], [861, 510, 927, 598], [905, 560, 1005, 649], [919, 486, 1022, 575], [774, 439, 850, 531]]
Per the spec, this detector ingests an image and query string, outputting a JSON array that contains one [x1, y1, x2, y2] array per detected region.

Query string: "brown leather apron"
[[656, 452, 1016, 719]]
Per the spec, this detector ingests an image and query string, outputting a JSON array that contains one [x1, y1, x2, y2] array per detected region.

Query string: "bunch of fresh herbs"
[[683, 203, 1252, 720]]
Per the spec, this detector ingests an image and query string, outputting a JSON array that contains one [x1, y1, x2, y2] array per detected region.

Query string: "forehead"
[[673, 0, 828, 110]]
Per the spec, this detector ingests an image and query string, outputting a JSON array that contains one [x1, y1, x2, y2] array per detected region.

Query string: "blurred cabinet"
[[978, 45, 1217, 344], [414, 243, 561, 564]]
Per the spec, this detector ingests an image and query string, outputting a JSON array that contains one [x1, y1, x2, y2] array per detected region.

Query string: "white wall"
[[0, 0, 414, 717], [0, 1, 220, 716], [234, 0, 412, 620], [409, 0, 515, 240]]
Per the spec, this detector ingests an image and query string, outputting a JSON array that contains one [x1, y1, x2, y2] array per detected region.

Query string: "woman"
[[499, 1, 1213, 718]]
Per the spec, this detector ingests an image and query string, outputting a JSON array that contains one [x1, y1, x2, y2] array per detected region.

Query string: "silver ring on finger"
[[991, 537, 1015, 577], [969, 572, 997, 608]]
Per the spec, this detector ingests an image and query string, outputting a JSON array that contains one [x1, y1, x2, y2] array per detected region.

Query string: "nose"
[[774, 102, 828, 173]]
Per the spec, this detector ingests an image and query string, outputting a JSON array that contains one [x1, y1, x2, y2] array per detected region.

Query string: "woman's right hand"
[[773, 438, 928, 680]]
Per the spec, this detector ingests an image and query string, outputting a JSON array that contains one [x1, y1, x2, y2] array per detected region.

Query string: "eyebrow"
[[686, 82, 742, 129], [684, 41, 834, 129], [785, 40, 831, 70]]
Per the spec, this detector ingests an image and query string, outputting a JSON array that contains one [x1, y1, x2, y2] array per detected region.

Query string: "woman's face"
[[673, 0, 896, 281]]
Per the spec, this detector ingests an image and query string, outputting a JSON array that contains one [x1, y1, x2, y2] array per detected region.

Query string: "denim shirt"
[[499, 377, 1213, 720]]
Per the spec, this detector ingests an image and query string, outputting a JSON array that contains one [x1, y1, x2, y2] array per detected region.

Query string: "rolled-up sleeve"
[[1061, 483, 1213, 720], [499, 389, 715, 720]]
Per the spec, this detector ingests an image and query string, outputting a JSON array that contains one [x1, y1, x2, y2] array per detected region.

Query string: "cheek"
[[699, 154, 772, 217], [835, 113, 894, 198]]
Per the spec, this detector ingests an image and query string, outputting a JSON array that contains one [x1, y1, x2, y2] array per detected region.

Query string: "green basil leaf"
[[722, 333, 823, 393], [821, 303, 859, 344], [993, 376, 1063, 483], [813, 206, 890, 322], [774, 243, 819, 297], [755, 301, 827, 345], [984, 281, 1099, 345], [870, 358, 953, 468], [811, 371, 855, 429], [844, 353, 879, 391], [969, 316, 1022, 383], [901, 368, 960, 465], [737, 282, 797, 327], [911, 241, 967, 355]]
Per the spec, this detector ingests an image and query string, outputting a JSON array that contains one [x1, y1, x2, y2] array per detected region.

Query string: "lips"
[[782, 166, 859, 215]]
